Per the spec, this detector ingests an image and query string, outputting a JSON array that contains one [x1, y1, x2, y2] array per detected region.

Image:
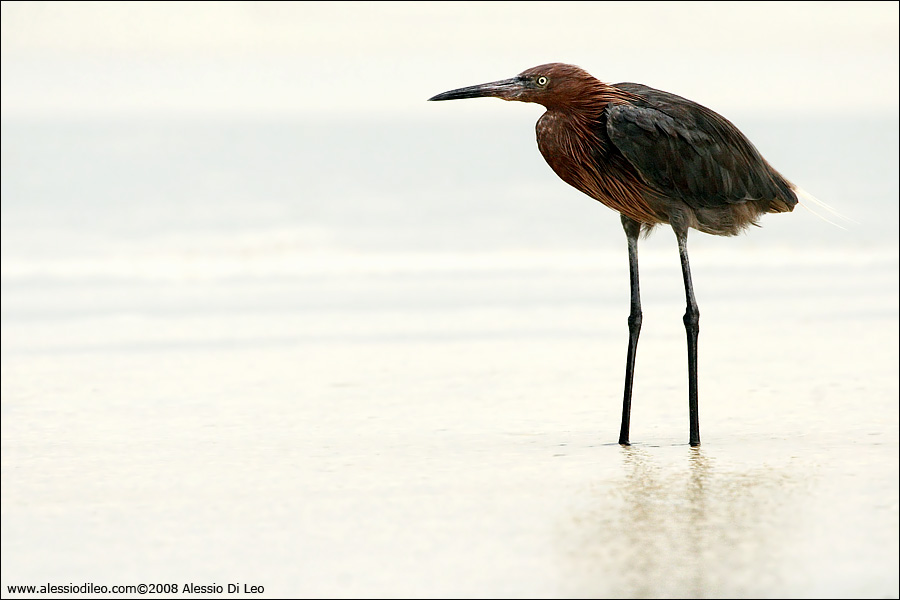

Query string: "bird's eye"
[[536, 76, 549, 87]]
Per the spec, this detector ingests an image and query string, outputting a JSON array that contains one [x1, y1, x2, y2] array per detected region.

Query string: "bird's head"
[[428, 63, 607, 110]]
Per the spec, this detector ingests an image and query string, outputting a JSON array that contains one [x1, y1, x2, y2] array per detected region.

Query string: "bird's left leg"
[[619, 216, 643, 445], [674, 225, 701, 446]]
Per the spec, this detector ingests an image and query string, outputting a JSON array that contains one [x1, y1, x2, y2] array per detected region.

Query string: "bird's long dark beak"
[[428, 77, 523, 101]]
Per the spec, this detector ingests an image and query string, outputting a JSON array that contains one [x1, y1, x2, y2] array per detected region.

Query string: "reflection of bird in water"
[[557, 447, 798, 597], [431, 63, 819, 446]]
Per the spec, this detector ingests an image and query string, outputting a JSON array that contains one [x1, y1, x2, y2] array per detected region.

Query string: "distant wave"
[[3, 246, 897, 283]]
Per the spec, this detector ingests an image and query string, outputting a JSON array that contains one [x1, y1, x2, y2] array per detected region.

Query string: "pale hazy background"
[[2, 2, 898, 599], [2, 1, 898, 117]]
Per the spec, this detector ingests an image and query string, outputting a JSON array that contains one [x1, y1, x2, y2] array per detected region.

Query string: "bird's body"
[[429, 63, 800, 446], [525, 65, 797, 235]]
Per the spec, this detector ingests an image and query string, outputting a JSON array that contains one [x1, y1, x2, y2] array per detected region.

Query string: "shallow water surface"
[[2, 116, 898, 597]]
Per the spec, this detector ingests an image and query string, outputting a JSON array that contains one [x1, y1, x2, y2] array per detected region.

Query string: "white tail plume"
[[792, 185, 855, 230]]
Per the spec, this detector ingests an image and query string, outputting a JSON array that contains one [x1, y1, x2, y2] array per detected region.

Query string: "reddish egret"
[[429, 63, 801, 447]]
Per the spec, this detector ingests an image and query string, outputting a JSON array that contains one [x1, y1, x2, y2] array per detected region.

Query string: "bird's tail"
[[791, 184, 854, 230]]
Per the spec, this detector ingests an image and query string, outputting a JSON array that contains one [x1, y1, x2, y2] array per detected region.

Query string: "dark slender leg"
[[619, 216, 642, 445], [675, 227, 701, 446]]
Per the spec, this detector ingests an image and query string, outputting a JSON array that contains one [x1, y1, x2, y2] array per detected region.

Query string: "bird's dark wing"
[[605, 83, 794, 208]]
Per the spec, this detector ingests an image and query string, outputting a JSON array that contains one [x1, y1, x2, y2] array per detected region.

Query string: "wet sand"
[[2, 248, 897, 598]]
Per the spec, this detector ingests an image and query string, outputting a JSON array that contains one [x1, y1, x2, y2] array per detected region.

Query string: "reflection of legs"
[[619, 216, 642, 445], [675, 227, 700, 447]]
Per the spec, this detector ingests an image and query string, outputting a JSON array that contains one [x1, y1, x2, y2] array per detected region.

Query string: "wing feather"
[[606, 84, 794, 209]]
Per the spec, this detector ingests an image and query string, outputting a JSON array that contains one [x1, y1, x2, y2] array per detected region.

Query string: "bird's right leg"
[[619, 216, 643, 445], [673, 224, 701, 447]]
